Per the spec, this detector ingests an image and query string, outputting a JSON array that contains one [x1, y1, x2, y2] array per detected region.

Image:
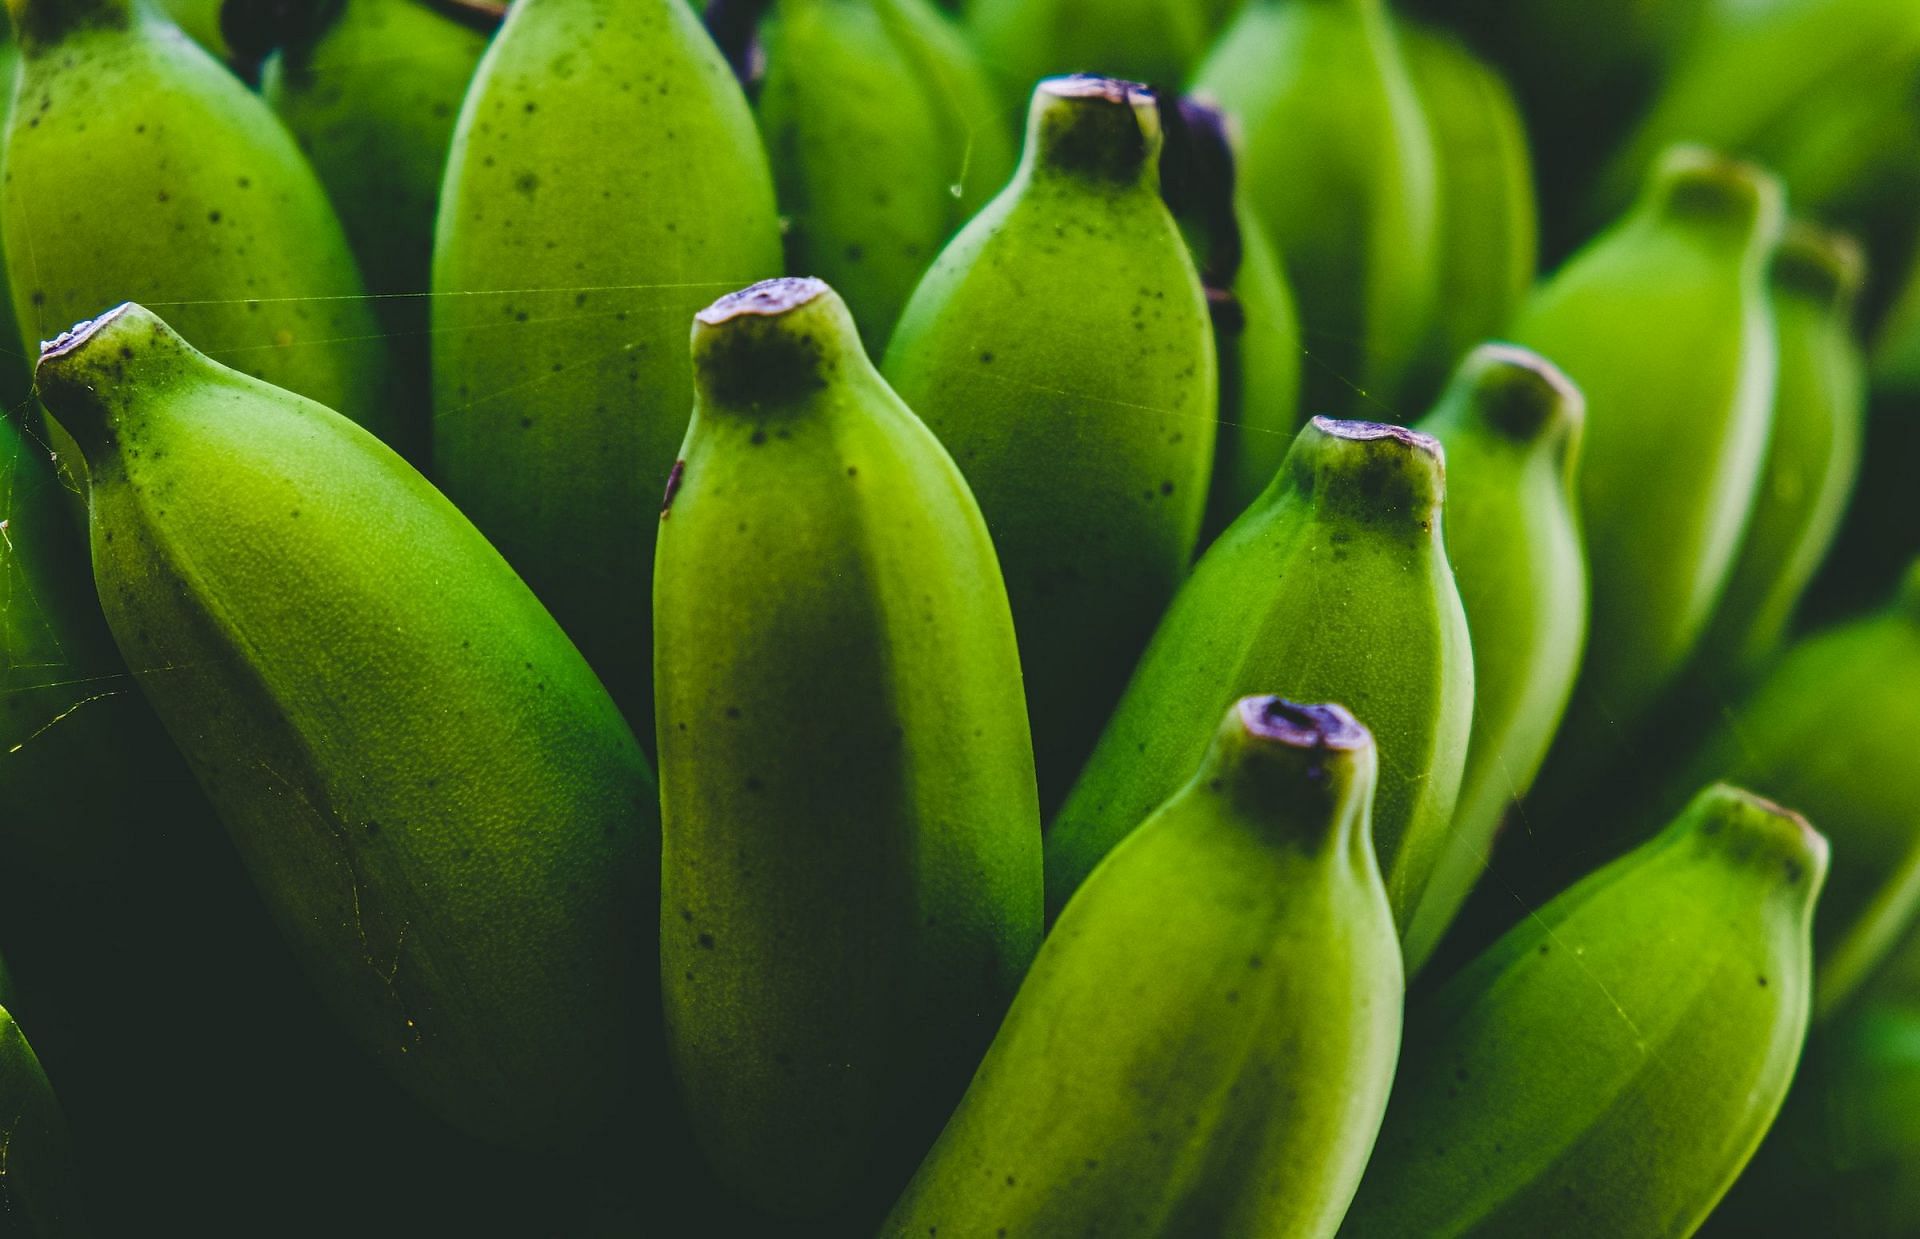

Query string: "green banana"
[[0, 1003, 88, 1235], [1878, 240, 1920, 394], [1660, 561, 1920, 1018], [1401, 345, 1585, 972], [34, 302, 658, 1150], [1689, 222, 1866, 692], [1, 0, 396, 461], [1512, 147, 1783, 805], [1341, 783, 1826, 1238], [1048, 416, 1473, 939], [882, 75, 1216, 808], [1401, 20, 1537, 404], [432, 0, 782, 733], [656, 277, 1041, 1219], [747, 0, 1015, 351], [1158, 95, 1303, 534], [962, 0, 1241, 107], [1194, 0, 1440, 416], [881, 696, 1402, 1239]]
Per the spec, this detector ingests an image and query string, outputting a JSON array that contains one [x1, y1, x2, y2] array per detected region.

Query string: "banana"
[[1341, 783, 1827, 1238], [1513, 147, 1783, 809], [232, 0, 497, 461], [1193, 0, 1440, 417], [1048, 416, 1473, 938], [881, 696, 1402, 1239], [1658, 561, 1920, 1018], [656, 277, 1041, 1219], [749, 0, 1015, 350], [1688, 222, 1866, 692], [1, 0, 396, 465], [1400, 345, 1585, 972], [33, 302, 658, 1150], [1158, 95, 1303, 535], [432, 0, 782, 735], [882, 76, 1216, 809], [1401, 20, 1537, 405], [0, 1003, 88, 1235], [962, 0, 1241, 108]]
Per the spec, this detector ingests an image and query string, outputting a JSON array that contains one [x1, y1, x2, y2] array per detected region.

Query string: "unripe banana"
[[1514, 147, 1783, 806], [1, 0, 396, 462], [0, 1003, 88, 1235], [1401, 345, 1585, 972], [882, 697, 1402, 1239], [1048, 416, 1473, 938], [1660, 562, 1920, 1018], [748, 0, 1015, 350], [1689, 223, 1866, 692], [657, 278, 1041, 1219], [1194, 0, 1440, 416], [1401, 20, 1537, 405], [433, 0, 782, 734], [1341, 783, 1827, 1238], [883, 76, 1216, 808], [34, 303, 658, 1150], [962, 0, 1239, 108]]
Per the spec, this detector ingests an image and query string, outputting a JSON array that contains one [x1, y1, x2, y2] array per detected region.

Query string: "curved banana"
[[34, 303, 659, 1150], [963, 0, 1238, 107], [1342, 783, 1826, 1238], [1048, 416, 1473, 937], [751, 0, 1015, 350], [1401, 345, 1585, 972], [432, 0, 781, 735], [1194, 0, 1440, 416], [0, 1003, 88, 1235], [882, 697, 1401, 1239], [657, 278, 1041, 1219], [883, 76, 1216, 808], [1, 0, 395, 459]]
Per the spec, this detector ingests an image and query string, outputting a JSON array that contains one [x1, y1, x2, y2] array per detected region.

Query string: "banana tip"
[[697, 278, 830, 326], [1044, 74, 1154, 108], [1310, 416, 1442, 459], [1236, 697, 1370, 754], [39, 302, 139, 366]]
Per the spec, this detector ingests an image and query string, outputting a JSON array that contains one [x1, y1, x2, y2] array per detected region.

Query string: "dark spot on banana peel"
[[660, 458, 686, 518]]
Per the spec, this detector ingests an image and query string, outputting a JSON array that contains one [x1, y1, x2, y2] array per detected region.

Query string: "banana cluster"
[[0, 0, 1916, 1235]]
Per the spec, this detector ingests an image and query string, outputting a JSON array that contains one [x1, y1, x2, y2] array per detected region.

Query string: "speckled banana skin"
[[0, 1003, 88, 1235]]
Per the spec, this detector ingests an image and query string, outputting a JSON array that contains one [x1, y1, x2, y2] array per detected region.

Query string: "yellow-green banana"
[[962, 0, 1241, 107], [1342, 783, 1826, 1238], [1401, 345, 1585, 972], [1514, 147, 1783, 806], [883, 76, 1216, 808], [1048, 416, 1473, 937], [1689, 223, 1866, 692], [0, 1003, 88, 1235], [656, 278, 1041, 1221], [34, 302, 658, 1150], [1194, 0, 1440, 416], [882, 697, 1402, 1239], [432, 0, 782, 733], [747, 0, 1015, 350], [1, 0, 396, 458]]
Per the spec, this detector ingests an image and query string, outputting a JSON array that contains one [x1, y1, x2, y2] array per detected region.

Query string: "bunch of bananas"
[[0, 0, 1916, 1233]]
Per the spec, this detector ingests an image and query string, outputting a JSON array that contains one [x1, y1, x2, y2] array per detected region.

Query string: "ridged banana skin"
[[881, 699, 1402, 1239], [756, 0, 1014, 351], [261, 0, 492, 461], [1401, 21, 1536, 405], [884, 78, 1216, 809], [1663, 563, 1920, 1019], [0, 0, 395, 453], [657, 279, 1042, 1219], [432, 0, 782, 732], [1341, 785, 1826, 1239], [1690, 224, 1866, 691], [1194, 0, 1440, 416], [963, 0, 1235, 106], [1048, 418, 1473, 934], [0, 1005, 88, 1236], [1401, 346, 1585, 973], [1513, 148, 1782, 795], [36, 304, 659, 1150]]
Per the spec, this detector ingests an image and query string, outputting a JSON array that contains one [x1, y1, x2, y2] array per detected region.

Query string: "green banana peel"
[[1049, 416, 1473, 941], [882, 697, 1401, 1239], [35, 303, 660, 1150], [0, 1004, 89, 1235], [963, 0, 1238, 110], [884, 75, 1217, 810], [1343, 783, 1825, 1238], [657, 278, 1042, 1221]]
